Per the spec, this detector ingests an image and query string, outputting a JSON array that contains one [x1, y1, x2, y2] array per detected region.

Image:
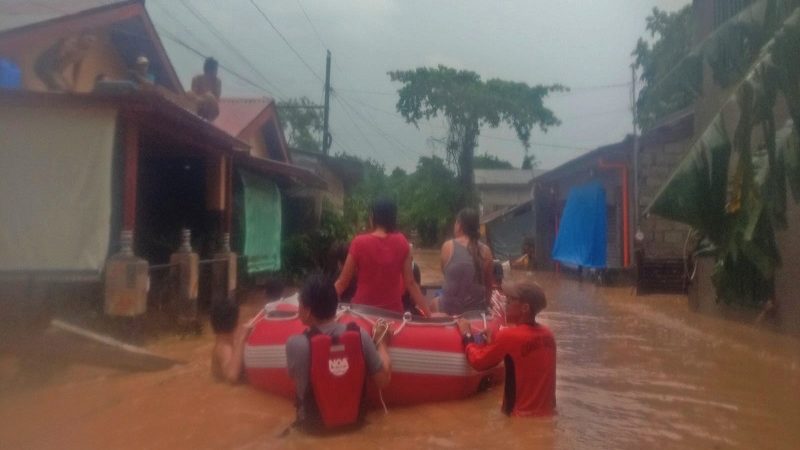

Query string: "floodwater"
[[1, 250, 799, 449]]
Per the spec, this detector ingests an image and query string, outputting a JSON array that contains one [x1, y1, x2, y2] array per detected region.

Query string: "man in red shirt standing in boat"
[[457, 276, 556, 417]]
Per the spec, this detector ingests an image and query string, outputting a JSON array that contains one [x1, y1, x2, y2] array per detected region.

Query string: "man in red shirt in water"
[[457, 277, 556, 416]]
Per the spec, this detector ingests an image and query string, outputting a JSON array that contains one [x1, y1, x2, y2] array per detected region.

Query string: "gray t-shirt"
[[285, 321, 383, 421]]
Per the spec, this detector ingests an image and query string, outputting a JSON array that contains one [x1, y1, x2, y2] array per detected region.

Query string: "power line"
[[156, 28, 276, 97], [176, 0, 287, 100], [336, 81, 632, 98], [295, 0, 327, 51], [331, 95, 379, 155], [334, 92, 421, 159], [248, 0, 325, 83]]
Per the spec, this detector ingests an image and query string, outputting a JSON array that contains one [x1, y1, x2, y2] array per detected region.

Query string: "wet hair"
[[204, 57, 218, 74], [503, 277, 547, 316], [210, 300, 239, 334], [370, 197, 397, 233], [300, 272, 338, 320], [457, 208, 484, 285]]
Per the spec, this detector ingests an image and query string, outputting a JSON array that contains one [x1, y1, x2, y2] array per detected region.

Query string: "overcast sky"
[[147, 0, 690, 172]]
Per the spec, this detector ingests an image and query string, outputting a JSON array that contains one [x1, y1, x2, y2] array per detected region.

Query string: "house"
[[649, 0, 800, 334], [214, 97, 325, 274], [0, 0, 322, 312], [474, 169, 545, 216], [290, 148, 362, 221], [532, 139, 633, 272]]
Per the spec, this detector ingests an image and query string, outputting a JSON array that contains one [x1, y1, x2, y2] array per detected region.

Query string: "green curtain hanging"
[[237, 170, 282, 274]]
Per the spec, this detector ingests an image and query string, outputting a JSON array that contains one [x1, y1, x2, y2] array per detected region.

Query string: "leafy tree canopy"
[[633, 5, 699, 130], [278, 97, 322, 152], [473, 153, 514, 169], [388, 65, 563, 208]]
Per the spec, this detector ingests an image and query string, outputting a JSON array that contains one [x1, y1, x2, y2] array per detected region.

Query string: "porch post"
[[123, 119, 139, 232]]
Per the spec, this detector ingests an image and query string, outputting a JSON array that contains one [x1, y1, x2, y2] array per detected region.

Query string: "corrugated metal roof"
[[474, 168, 546, 186], [0, 0, 130, 33], [214, 97, 274, 138]]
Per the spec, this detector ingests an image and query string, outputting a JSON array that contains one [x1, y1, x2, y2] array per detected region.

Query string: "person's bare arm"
[[372, 342, 392, 388], [481, 243, 495, 296], [220, 326, 249, 383], [334, 253, 357, 297], [403, 252, 431, 316], [440, 240, 453, 273]]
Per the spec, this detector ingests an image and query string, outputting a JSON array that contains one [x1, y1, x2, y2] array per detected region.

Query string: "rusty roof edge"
[[0, 89, 249, 151], [0, 0, 140, 39]]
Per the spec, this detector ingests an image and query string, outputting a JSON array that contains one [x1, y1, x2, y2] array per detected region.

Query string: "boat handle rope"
[[392, 312, 412, 336]]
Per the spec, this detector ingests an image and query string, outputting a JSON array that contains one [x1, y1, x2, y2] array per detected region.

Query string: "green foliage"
[[398, 156, 460, 246], [335, 152, 459, 247], [521, 154, 536, 169], [649, 1, 800, 306], [633, 6, 700, 130], [388, 65, 563, 209], [278, 97, 322, 152], [474, 153, 514, 169], [281, 210, 353, 281]]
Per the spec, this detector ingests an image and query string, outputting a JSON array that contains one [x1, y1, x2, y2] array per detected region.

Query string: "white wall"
[[0, 103, 117, 273]]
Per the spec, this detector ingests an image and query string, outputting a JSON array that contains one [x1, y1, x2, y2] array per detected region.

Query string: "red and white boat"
[[244, 297, 505, 406]]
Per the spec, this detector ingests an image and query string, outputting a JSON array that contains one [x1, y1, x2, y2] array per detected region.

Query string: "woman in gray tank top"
[[438, 208, 494, 315]]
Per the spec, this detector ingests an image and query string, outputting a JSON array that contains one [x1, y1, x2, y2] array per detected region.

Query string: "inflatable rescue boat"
[[244, 297, 504, 406]]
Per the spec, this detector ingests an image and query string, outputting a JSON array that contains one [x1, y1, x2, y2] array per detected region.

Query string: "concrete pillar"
[[211, 232, 237, 305], [170, 228, 199, 326], [104, 230, 149, 317]]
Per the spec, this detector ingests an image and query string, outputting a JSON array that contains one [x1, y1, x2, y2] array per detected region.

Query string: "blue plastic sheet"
[[551, 182, 607, 268]]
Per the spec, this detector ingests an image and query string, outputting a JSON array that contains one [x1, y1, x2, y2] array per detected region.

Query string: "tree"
[[398, 156, 460, 246], [278, 97, 322, 152], [388, 65, 563, 208], [521, 154, 535, 169], [633, 6, 699, 130], [473, 153, 514, 169]]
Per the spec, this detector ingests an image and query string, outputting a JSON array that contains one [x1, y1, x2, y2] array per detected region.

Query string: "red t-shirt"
[[466, 323, 556, 416], [349, 232, 410, 313]]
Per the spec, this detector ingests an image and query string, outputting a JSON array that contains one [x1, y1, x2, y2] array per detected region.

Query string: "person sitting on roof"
[[334, 197, 431, 316], [457, 276, 556, 417], [286, 273, 391, 433], [190, 57, 221, 120]]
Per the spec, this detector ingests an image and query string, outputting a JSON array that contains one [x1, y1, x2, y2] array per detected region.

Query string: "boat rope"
[[392, 312, 412, 336], [378, 388, 389, 414], [339, 305, 377, 326]]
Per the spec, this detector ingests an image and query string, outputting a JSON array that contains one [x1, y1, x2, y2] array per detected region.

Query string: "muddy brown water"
[[0, 249, 798, 449]]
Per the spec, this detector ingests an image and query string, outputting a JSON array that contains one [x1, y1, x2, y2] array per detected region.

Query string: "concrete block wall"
[[638, 139, 693, 258]]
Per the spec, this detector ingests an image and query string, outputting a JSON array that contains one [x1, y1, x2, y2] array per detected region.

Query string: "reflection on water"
[[1, 272, 799, 449]]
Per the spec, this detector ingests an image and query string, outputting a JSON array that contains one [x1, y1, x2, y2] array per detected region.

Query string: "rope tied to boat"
[[392, 312, 413, 336]]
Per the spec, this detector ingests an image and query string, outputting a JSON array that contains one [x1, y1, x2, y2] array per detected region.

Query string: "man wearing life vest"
[[286, 273, 391, 432], [457, 276, 556, 417]]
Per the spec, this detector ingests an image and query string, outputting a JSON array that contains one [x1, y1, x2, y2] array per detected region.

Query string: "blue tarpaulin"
[[551, 182, 607, 268]]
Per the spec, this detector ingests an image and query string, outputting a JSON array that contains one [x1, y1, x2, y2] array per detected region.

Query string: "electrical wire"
[[248, 0, 325, 83]]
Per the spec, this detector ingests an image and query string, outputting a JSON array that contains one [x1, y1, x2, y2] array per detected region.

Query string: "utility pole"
[[631, 64, 640, 263], [322, 50, 332, 155]]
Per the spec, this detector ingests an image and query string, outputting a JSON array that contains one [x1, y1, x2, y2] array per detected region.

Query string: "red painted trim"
[[598, 159, 630, 268], [123, 119, 139, 231]]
